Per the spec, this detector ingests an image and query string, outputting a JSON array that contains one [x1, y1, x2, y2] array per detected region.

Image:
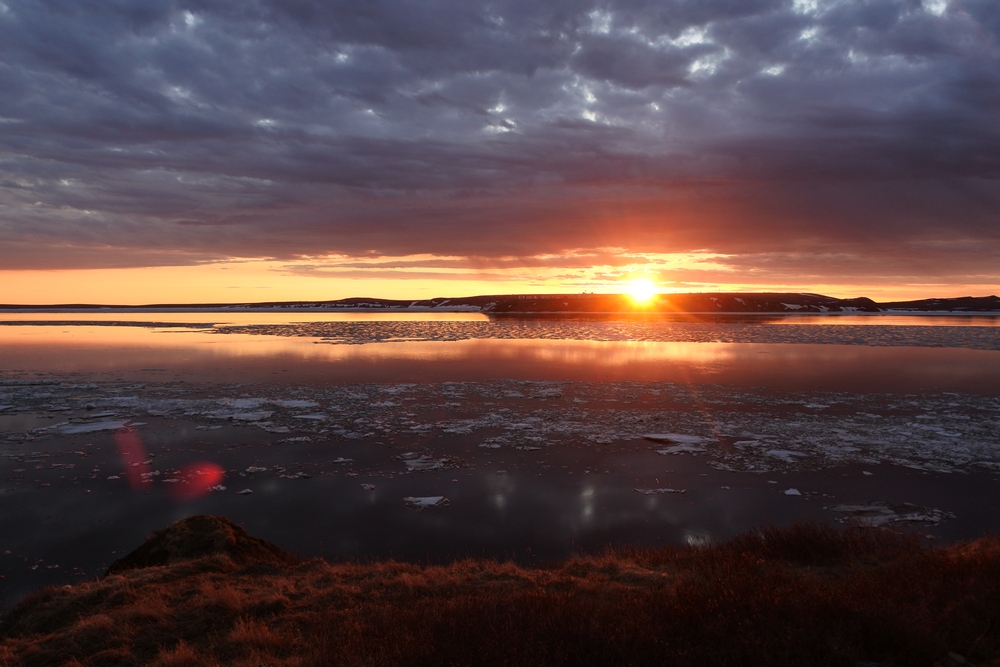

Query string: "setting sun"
[[626, 278, 658, 304]]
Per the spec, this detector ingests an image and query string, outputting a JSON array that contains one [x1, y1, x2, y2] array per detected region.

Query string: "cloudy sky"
[[1, 0, 998, 302]]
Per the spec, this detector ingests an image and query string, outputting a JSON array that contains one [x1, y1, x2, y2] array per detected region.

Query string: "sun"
[[626, 278, 658, 305]]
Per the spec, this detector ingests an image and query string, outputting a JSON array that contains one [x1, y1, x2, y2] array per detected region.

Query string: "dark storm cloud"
[[0, 0, 999, 282]]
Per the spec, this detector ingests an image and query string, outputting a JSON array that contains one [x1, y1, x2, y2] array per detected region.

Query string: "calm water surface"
[[1, 312, 998, 612]]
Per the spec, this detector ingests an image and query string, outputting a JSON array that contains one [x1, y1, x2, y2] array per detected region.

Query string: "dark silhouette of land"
[[2, 516, 999, 666], [2, 292, 999, 313]]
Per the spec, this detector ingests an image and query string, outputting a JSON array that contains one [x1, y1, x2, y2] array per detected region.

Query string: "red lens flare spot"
[[114, 428, 151, 490], [170, 462, 226, 501]]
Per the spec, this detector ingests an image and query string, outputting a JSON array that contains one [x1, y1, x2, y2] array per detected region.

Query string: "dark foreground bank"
[[2, 516, 999, 667]]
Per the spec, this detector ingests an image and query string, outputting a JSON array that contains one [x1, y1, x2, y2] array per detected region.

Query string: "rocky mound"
[[105, 514, 296, 576]]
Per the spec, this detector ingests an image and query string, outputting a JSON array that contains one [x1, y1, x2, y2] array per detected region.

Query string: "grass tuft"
[[2, 520, 999, 666]]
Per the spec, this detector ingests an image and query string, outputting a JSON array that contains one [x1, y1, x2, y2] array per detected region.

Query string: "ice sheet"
[[3, 377, 998, 476], [59, 420, 130, 435], [207, 320, 1000, 351], [827, 501, 955, 526], [403, 496, 449, 510], [634, 488, 686, 495]]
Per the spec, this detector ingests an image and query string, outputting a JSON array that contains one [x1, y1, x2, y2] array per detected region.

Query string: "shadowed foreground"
[[2, 516, 1000, 667]]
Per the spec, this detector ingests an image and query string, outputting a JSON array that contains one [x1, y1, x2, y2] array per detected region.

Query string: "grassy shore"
[[2, 516, 999, 667]]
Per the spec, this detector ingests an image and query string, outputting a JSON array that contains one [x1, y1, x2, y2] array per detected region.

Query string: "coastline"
[[3, 516, 999, 666]]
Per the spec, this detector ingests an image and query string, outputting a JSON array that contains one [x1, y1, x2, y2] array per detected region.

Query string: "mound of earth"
[[105, 514, 297, 575], [2, 520, 998, 667]]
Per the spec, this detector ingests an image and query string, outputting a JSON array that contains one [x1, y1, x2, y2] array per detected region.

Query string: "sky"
[[1, 0, 999, 304]]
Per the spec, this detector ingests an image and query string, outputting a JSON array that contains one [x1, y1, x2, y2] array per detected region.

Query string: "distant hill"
[[2, 293, 999, 313]]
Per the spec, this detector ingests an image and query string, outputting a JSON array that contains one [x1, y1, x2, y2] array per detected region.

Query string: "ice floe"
[[230, 411, 273, 422], [59, 420, 130, 435], [827, 501, 955, 526], [274, 399, 319, 409], [646, 434, 710, 455], [207, 320, 1000, 351], [3, 376, 998, 476], [644, 434, 707, 444], [403, 496, 449, 510], [219, 398, 268, 409], [765, 449, 808, 462], [634, 488, 686, 495], [402, 455, 442, 470]]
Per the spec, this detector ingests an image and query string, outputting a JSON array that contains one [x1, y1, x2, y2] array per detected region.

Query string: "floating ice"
[[644, 434, 707, 444], [231, 411, 273, 421], [7, 375, 1000, 478], [766, 449, 808, 462], [656, 445, 706, 455], [274, 399, 319, 409], [827, 501, 956, 526], [634, 488, 686, 495], [531, 388, 563, 398], [784, 488, 802, 496], [293, 414, 328, 420], [505, 423, 535, 431], [360, 483, 376, 491], [246, 466, 268, 474], [237, 488, 253, 495], [403, 496, 449, 510], [220, 398, 268, 409], [399, 452, 453, 471], [404, 456, 443, 470], [207, 320, 1000, 351], [60, 420, 130, 435]]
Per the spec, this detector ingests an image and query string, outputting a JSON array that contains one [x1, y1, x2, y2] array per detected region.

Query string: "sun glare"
[[626, 278, 658, 305]]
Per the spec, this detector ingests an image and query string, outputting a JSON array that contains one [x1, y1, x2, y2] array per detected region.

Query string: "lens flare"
[[114, 428, 151, 490], [170, 462, 226, 501]]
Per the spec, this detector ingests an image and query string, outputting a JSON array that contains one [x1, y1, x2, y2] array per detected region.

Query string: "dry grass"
[[2, 522, 1000, 666]]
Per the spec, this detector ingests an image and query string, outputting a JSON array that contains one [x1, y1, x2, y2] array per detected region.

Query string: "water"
[[1, 313, 998, 612]]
